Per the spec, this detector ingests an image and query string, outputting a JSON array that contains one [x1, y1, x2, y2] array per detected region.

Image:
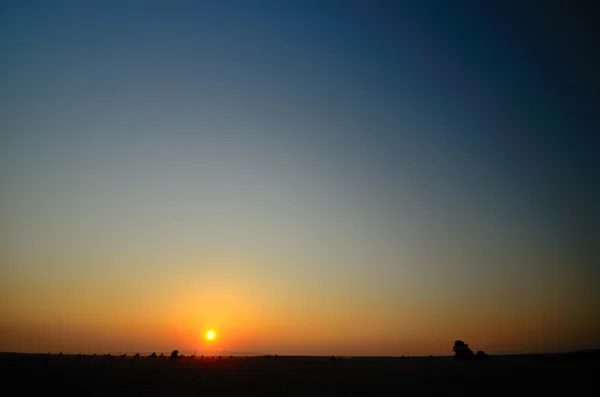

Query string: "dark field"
[[1, 352, 597, 396]]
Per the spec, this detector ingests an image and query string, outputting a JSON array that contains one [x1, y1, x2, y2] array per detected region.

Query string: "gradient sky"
[[1, 0, 598, 356]]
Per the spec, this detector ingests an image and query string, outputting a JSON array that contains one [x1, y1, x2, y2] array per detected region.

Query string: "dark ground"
[[1, 352, 598, 396]]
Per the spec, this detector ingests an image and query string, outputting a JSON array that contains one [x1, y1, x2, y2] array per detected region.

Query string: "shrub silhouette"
[[170, 350, 179, 359], [453, 340, 474, 359], [475, 350, 488, 359], [149, 352, 157, 359], [133, 353, 141, 360]]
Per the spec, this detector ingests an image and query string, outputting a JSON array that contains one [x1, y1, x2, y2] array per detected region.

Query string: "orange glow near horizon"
[[0, 256, 597, 357]]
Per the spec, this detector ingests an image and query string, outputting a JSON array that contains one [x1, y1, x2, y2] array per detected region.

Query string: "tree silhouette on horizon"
[[452, 340, 474, 359]]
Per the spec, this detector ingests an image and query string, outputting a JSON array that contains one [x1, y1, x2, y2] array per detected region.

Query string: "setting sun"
[[205, 330, 216, 341]]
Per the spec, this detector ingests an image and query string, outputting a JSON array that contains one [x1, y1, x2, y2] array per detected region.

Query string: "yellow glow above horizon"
[[205, 330, 216, 341]]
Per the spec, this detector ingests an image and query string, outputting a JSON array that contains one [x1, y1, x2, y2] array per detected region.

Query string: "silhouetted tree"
[[170, 350, 179, 359], [149, 352, 157, 359], [133, 353, 141, 360], [453, 340, 474, 359], [475, 350, 488, 359], [159, 353, 165, 359]]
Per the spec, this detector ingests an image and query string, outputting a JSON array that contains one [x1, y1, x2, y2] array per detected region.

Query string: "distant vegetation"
[[33, 341, 490, 361], [453, 340, 487, 360]]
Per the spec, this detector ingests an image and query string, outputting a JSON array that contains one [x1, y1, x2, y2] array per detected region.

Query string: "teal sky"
[[1, 1, 598, 355]]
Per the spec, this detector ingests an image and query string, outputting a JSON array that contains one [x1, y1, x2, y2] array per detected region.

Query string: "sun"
[[205, 329, 216, 341]]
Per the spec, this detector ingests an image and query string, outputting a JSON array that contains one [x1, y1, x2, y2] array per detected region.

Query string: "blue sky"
[[1, 0, 598, 355]]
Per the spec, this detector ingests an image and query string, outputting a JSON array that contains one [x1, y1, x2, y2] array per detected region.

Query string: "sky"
[[0, 0, 598, 356]]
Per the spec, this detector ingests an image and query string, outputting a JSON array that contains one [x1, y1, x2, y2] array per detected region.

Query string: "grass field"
[[1, 352, 597, 396]]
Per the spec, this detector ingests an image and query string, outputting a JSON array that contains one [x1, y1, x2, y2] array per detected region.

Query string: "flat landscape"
[[1, 352, 597, 396]]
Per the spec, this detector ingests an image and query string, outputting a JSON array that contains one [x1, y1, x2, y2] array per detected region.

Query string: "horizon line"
[[2, 349, 598, 357]]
